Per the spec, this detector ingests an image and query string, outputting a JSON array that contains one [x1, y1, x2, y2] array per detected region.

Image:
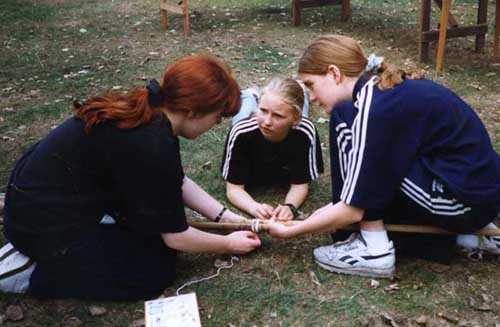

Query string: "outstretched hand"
[[266, 218, 294, 240], [226, 231, 261, 254]]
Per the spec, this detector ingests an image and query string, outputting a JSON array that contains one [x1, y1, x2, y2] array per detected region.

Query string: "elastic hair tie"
[[146, 79, 164, 107], [365, 53, 384, 73]]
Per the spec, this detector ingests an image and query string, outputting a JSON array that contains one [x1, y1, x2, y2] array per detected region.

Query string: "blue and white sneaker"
[[313, 233, 395, 278], [0, 242, 36, 293]]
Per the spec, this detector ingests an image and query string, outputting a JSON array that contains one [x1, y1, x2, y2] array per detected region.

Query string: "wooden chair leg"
[[292, 0, 302, 26], [436, 0, 451, 72], [419, 0, 431, 62], [475, 0, 488, 52], [341, 0, 351, 21]]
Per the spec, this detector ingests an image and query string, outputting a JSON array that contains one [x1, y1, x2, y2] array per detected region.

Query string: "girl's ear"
[[292, 111, 302, 126], [327, 64, 343, 85]]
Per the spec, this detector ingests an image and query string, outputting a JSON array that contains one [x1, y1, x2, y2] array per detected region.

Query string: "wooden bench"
[[159, 0, 499, 68], [159, 0, 350, 36], [419, 0, 498, 71]]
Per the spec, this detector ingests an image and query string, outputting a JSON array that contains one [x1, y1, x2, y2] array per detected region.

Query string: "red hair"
[[74, 55, 241, 134]]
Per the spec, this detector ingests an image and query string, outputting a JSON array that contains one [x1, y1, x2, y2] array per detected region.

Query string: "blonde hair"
[[260, 77, 305, 119], [298, 35, 421, 90]]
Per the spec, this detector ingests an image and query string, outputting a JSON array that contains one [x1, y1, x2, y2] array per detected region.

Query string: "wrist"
[[214, 206, 227, 223], [283, 203, 298, 218]]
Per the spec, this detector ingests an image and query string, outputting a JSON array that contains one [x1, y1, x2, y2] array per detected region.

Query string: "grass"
[[0, 0, 499, 325]]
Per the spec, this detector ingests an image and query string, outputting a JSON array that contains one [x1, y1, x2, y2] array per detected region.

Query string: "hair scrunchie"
[[146, 79, 164, 107], [365, 54, 384, 73]]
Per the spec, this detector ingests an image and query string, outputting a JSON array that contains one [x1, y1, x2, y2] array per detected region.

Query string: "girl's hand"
[[266, 218, 293, 240], [252, 203, 274, 220], [271, 205, 294, 221], [225, 231, 261, 254]]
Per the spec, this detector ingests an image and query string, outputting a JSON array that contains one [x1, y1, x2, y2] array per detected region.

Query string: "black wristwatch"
[[284, 203, 298, 218]]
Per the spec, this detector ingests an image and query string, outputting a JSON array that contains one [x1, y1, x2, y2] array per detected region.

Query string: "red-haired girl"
[[1, 55, 261, 300]]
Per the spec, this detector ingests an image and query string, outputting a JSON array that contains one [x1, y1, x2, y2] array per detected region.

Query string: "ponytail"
[[74, 88, 156, 134], [299, 34, 423, 91], [74, 54, 241, 134]]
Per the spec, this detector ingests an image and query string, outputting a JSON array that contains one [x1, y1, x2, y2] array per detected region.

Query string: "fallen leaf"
[[438, 312, 459, 323], [241, 265, 253, 273], [88, 306, 107, 316], [474, 303, 492, 311], [309, 270, 321, 287], [480, 293, 493, 304], [416, 315, 428, 325], [5, 305, 23, 321], [370, 279, 380, 288], [384, 283, 400, 292], [381, 312, 399, 327]]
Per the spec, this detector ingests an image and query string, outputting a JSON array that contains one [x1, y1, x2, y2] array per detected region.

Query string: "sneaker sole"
[[315, 259, 395, 279]]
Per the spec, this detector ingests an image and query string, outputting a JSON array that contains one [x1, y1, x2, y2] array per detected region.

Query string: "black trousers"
[[4, 145, 177, 301], [5, 223, 177, 301]]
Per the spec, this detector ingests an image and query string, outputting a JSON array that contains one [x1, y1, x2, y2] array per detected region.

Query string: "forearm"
[[286, 202, 363, 238], [284, 183, 309, 208], [182, 177, 244, 222], [182, 176, 224, 220], [226, 182, 259, 216], [162, 227, 229, 253]]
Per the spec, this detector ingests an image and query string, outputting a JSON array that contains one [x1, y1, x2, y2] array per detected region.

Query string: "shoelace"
[[326, 234, 366, 259]]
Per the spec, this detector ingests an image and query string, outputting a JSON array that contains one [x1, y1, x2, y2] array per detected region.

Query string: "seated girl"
[[221, 77, 324, 221], [0, 55, 261, 299]]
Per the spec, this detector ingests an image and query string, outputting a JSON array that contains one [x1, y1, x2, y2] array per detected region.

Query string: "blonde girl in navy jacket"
[[267, 35, 500, 278]]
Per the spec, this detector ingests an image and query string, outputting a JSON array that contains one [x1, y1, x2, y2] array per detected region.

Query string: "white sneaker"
[[457, 234, 500, 256], [0, 242, 36, 293], [314, 233, 395, 278]]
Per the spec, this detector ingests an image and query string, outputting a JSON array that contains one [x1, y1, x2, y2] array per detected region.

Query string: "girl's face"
[[180, 109, 223, 139], [255, 91, 299, 142], [300, 66, 352, 113]]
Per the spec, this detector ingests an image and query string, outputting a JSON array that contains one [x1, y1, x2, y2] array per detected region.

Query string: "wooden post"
[[436, 0, 452, 72], [494, 0, 500, 62], [160, 0, 169, 30], [341, 0, 351, 21], [419, 0, 432, 62], [183, 0, 190, 37], [292, 0, 302, 26], [433, 0, 459, 27], [475, 0, 488, 52]]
